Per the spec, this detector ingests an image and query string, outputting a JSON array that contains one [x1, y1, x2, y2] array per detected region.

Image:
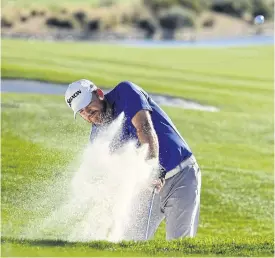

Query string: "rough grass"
[[1, 39, 274, 256]]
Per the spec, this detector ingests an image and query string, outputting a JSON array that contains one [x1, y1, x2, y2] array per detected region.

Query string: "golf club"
[[145, 186, 156, 240]]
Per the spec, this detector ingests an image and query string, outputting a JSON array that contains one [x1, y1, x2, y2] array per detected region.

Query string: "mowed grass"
[[2, 40, 273, 113], [1, 39, 274, 256]]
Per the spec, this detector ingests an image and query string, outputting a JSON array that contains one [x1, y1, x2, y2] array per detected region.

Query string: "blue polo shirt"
[[90, 81, 192, 172]]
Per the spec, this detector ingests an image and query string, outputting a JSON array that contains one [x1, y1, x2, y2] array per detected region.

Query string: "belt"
[[165, 155, 197, 180]]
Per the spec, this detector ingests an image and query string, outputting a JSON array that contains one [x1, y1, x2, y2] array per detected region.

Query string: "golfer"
[[65, 79, 201, 240]]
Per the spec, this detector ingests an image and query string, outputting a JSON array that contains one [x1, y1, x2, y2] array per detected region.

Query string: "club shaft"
[[145, 187, 156, 240]]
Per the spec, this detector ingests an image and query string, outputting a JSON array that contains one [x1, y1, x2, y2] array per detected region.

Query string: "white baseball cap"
[[65, 79, 97, 119]]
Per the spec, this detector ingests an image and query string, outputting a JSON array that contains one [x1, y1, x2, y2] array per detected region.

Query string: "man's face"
[[79, 92, 108, 125]]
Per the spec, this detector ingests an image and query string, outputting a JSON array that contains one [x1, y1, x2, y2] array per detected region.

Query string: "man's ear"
[[96, 88, 104, 100]]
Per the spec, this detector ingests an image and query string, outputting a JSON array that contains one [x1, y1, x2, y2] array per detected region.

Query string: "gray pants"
[[124, 159, 201, 240]]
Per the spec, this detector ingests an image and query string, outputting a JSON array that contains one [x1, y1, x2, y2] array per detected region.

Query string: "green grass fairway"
[[1, 39, 274, 257]]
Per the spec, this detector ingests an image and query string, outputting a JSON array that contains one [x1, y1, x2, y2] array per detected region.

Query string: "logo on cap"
[[67, 90, 81, 107]]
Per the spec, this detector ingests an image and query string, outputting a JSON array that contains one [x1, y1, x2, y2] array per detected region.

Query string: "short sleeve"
[[116, 81, 152, 121]]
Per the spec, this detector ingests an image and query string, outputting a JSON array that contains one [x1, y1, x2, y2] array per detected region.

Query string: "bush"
[[178, 0, 211, 14], [46, 17, 74, 29], [60, 8, 68, 15], [1, 17, 13, 28], [158, 6, 195, 39], [211, 0, 253, 18], [143, 0, 178, 14], [136, 17, 158, 38], [252, 0, 274, 19], [202, 17, 215, 28], [30, 9, 38, 17], [144, 0, 210, 15], [86, 19, 100, 32], [20, 15, 29, 22], [159, 6, 195, 30], [121, 13, 131, 24], [73, 11, 87, 25], [39, 10, 46, 16]]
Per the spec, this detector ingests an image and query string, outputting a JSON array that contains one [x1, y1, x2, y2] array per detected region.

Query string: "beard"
[[98, 100, 113, 125]]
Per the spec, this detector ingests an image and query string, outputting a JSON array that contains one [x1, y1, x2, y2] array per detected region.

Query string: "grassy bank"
[[1, 39, 274, 256]]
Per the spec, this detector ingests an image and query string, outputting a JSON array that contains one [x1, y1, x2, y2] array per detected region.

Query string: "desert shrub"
[[202, 17, 215, 28], [90, 6, 120, 30], [86, 19, 101, 32], [60, 8, 68, 15], [210, 0, 253, 18], [158, 6, 195, 39], [252, 0, 274, 19], [30, 9, 38, 17], [144, 0, 210, 15], [46, 17, 59, 27], [159, 6, 195, 29], [73, 11, 87, 25], [178, 0, 210, 14], [1, 17, 13, 28], [46, 17, 74, 29], [126, 3, 158, 37], [117, 3, 146, 26], [39, 10, 46, 16], [112, 3, 135, 25], [136, 16, 158, 38], [130, 9, 142, 24], [59, 20, 73, 29], [105, 6, 123, 28], [121, 12, 131, 24], [143, 0, 178, 14], [20, 15, 29, 22]]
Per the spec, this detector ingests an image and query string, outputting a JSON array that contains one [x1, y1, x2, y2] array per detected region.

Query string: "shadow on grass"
[[2, 237, 71, 246], [1, 237, 116, 249], [1, 235, 274, 257]]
